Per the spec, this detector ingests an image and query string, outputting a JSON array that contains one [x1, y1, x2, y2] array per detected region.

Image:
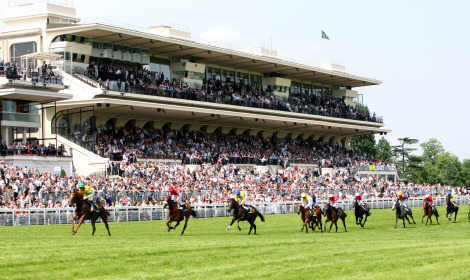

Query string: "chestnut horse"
[[297, 205, 322, 233], [421, 200, 439, 225], [69, 191, 111, 236], [164, 197, 196, 235]]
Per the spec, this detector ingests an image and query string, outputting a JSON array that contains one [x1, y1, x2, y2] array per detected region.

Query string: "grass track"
[[1, 206, 470, 280]]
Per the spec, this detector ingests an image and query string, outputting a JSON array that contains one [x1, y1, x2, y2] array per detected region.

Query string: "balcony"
[[0, 111, 40, 123]]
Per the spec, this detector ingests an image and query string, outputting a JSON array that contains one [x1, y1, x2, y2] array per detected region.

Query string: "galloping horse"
[[297, 205, 322, 233], [392, 199, 416, 228], [226, 198, 265, 235], [421, 200, 439, 225], [164, 197, 196, 235], [69, 191, 111, 236], [354, 200, 371, 228], [323, 204, 347, 232], [446, 195, 459, 222]]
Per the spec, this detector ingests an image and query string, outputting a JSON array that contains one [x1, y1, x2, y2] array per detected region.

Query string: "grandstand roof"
[[46, 23, 381, 87], [55, 97, 390, 137]]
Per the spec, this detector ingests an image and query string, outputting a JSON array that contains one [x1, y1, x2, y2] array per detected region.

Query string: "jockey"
[[424, 194, 433, 206], [169, 186, 186, 210], [397, 192, 409, 209], [301, 192, 314, 211], [446, 190, 456, 207], [355, 192, 368, 211], [327, 194, 339, 211], [78, 182, 98, 212], [234, 189, 251, 212]]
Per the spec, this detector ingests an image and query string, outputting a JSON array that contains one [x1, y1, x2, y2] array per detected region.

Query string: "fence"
[[0, 196, 468, 226]]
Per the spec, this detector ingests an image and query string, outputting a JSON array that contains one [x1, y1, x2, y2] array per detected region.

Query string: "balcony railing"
[[0, 112, 40, 123]]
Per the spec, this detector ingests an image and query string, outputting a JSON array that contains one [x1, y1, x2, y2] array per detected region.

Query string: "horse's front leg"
[[237, 220, 242, 231], [226, 217, 237, 231], [71, 215, 78, 234], [167, 219, 173, 231], [73, 215, 86, 235], [173, 219, 181, 229], [395, 216, 398, 228], [361, 215, 368, 228]]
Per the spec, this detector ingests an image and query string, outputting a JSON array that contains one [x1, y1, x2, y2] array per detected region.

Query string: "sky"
[[6, 0, 470, 159]]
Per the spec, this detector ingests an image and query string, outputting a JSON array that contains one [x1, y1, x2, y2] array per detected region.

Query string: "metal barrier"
[[0, 197, 467, 226]]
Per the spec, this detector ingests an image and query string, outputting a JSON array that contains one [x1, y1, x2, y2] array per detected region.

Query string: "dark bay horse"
[[69, 191, 111, 236], [165, 197, 196, 235], [354, 200, 371, 228], [323, 204, 347, 232], [421, 200, 439, 225], [226, 198, 264, 235], [392, 199, 416, 228], [297, 205, 322, 233], [446, 196, 459, 222]]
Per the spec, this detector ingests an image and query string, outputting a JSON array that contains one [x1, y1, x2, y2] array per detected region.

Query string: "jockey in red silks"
[[424, 194, 433, 206], [169, 186, 185, 209], [328, 194, 339, 211], [355, 192, 368, 211]]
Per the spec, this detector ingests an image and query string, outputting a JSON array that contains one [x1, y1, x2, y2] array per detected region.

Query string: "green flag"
[[321, 30, 330, 40]]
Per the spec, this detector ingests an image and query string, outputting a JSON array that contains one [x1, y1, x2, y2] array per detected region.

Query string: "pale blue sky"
[[10, 0, 470, 159]]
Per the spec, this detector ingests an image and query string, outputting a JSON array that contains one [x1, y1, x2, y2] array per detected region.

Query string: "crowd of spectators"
[[2, 61, 62, 85], [83, 59, 381, 123], [0, 160, 466, 210], [0, 141, 66, 157], [76, 124, 368, 167]]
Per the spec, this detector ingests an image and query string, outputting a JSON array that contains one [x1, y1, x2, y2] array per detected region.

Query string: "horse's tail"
[[190, 209, 197, 217], [257, 211, 265, 222]]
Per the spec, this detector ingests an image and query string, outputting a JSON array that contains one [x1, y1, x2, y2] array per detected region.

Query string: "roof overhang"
[[46, 24, 381, 88], [54, 98, 390, 137], [0, 88, 72, 103]]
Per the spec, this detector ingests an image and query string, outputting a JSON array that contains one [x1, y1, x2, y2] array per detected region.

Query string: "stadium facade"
[[0, 0, 389, 176]]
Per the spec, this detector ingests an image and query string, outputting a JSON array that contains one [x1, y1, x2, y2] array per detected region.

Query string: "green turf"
[[1, 206, 470, 280]]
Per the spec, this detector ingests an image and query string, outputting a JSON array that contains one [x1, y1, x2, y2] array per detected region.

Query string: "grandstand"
[[0, 0, 390, 176]]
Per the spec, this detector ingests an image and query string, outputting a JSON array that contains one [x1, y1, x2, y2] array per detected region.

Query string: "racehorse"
[[297, 205, 322, 233], [446, 196, 459, 222], [392, 199, 416, 228], [69, 191, 111, 236], [322, 204, 347, 232], [421, 200, 439, 225], [164, 197, 196, 235], [226, 198, 265, 235], [353, 200, 371, 228]]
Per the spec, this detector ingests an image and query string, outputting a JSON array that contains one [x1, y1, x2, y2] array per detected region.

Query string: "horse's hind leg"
[[436, 214, 439, 225], [91, 218, 96, 235], [237, 220, 242, 231], [342, 218, 347, 232], [181, 217, 189, 236], [173, 220, 181, 229], [454, 209, 459, 222], [248, 222, 253, 235], [103, 218, 111, 236]]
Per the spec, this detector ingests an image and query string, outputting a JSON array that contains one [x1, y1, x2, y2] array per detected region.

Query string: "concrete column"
[[1, 127, 10, 144], [344, 136, 352, 149]]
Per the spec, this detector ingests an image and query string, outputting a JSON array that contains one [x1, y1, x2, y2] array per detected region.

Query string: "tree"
[[351, 134, 376, 158], [376, 137, 392, 162], [392, 137, 419, 176], [421, 138, 445, 164]]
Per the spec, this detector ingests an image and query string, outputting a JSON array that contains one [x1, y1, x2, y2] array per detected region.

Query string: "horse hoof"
[[72, 231, 76, 235]]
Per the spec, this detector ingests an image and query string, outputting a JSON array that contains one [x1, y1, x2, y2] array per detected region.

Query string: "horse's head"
[[297, 204, 303, 215], [227, 198, 237, 212], [69, 191, 83, 207]]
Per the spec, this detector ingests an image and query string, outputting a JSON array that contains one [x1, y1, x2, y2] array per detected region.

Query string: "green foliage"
[[351, 134, 376, 157], [376, 137, 393, 162], [2, 210, 470, 279]]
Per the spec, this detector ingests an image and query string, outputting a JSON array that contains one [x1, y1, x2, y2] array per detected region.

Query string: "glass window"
[[10, 41, 37, 64]]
